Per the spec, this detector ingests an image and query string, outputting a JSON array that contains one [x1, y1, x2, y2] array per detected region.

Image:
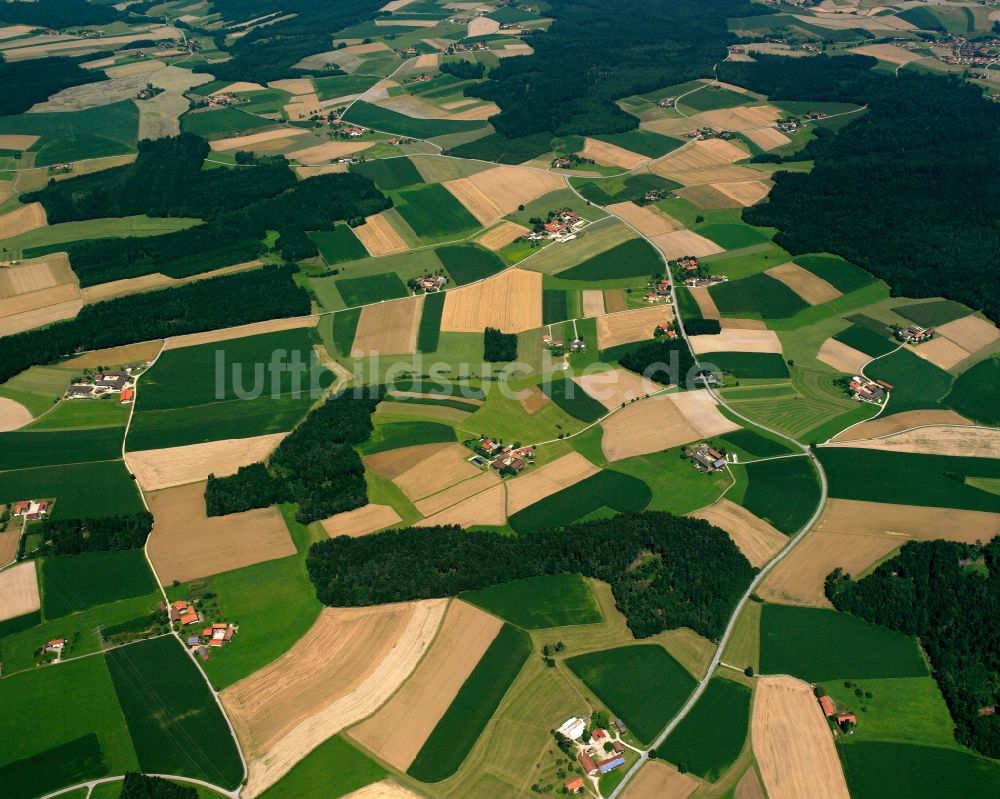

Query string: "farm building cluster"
[[848, 375, 891, 405], [685, 126, 735, 141], [471, 436, 535, 475], [170, 600, 238, 660], [819, 693, 857, 734], [409, 273, 447, 293], [644, 276, 673, 304], [38, 638, 67, 664], [688, 442, 728, 472], [11, 499, 49, 522], [65, 368, 142, 402], [557, 716, 632, 791], [522, 209, 589, 243], [542, 330, 587, 353], [895, 324, 935, 344]]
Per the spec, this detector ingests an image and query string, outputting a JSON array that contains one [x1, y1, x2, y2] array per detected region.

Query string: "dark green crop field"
[[542, 373, 607, 422], [677, 86, 750, 113], [742, 456, 819, 534], [0, 101, 138, 166], [390, 184, 481, 243], [437, 244, 505, 285], [0, 461, 144, 519], [716, 428, 793, 458], [591, 129, 684, 158], [832, 324, 897, 358], [697, 223, 770, 250], [794, 254, 874, 294], [336, 272, 409, 306], [332, 307, 362, 356], [711, 273, 809, 319], [309, 226, 368, 265], [866, 347, 953, 414], [350, 157, 423, 190], [344, 100, 486, 138], [0, 734, 106, 799], [705, 351, 790, 379], [41, 550, 159, 619], [462, 573, 603, 629], [895, 300, 970, 328], [840, 742, 1000, 799], [180, 108, 275, 138], [417, 291, 445, 352], [542, 289, 569, 324], [945, 355, 1000, 425], [558, 239, 662, 281], [0, 427, 123, 470], [356, 421, 456, 455], [257, 735, 386, 799]]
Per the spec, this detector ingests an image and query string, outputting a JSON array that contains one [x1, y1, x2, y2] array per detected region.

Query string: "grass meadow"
[[41, 549, 159, 619], [0, 460, 144, 519], [331, 307, 362, 356], [945, 355, 1000, 424], [832, 324, 897, 358], [557, 239, 662, 281], [389, 183, 481, 243], [257, 735, 386, 799], [26, 398, 130, 431], [794, 254, 875, 294], [344, 100, 486, 139], [707, 351, 790, 379], [350, 156, 423, 190], [711, 272, 809, 319], [0, 101, 138, 165], [840, 742, 1000, 799], [416, 290, 445, 352], [592, 129, 684, 158], [894, 299, 971, 328], [309, 226, 368, 265], [611, 447, 733, 516], [437, 244, 505, 285], [462, 573, 604, 629], [357, 420, 456, 455], [336, 272, 408, 305], [0, 426, 123, 470], [866, 347, 953, 414], [740, 456, 819, 534], [180, 108, 276, 138]]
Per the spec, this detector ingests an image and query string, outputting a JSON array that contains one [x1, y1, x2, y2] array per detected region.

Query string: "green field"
[[706, 351, 790, 379], [350, 156, 423, 189], [793, 254, 875, 294], [0, 426, 123, 470], [407, 623, 532, 782], [660, 678, 751, 780], [760, 604, 928, 682], [336, 271, 409, 305], [357, 420, 456, 454], [895, 300, 971, 328], [41, 550, 158, 619], [389, 183, 481, 243], [332, 307, 362, 356], [313, 74, 381, 100], [1, 215, 200, 256], [382, 394, 480, 413], [0, 460, 144, 519], [1, 735, 106, 799], [541, 373, 607, 422], [817, 448, 1000, 512], [677, 86, 750, 113], [542, 289, 570, 324], [832, 324, 897, 358], [344, 100, 486, 138], [462, 573, 603, 629], [106, 636, 244, 788], [445, 130, 554, 164], [257, 735, 386, 799], [840, 742, 1000, 799], [26, 398, 130, 431], [567, 644, 697, 744], [715, 427, 793, 458], [612, 446, 733, 515], [696, 223, 771, 250], [417, 290, 445, 352], [712, 273, 809, 319], [309, 226, 369, 265], [180, 108, 276, 138], [558, 238, 663, 281], [571, 173, 680, 206], [591, 129, 684, 158], [740, 456, 819, 534], [945, 355, 1000, 424], [0, 101, 138, 166], [437, 243, 505, 285]]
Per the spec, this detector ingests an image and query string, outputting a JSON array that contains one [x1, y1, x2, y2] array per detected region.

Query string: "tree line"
[[31, 513, 153, 556], [119, 773, 196, 799], [307, 512, 756, 641], [826, 537, 1000, 758]]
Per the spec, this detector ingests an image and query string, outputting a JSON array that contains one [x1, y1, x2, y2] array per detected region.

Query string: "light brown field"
[[208, 126, 308, 151], [381, 0, 417, 11], [689, 328, 783, 355], [352, 212, 409, 256], [415, 482, 507, 527], [341, 781, 423, 799], [0, 252, 75, 298], [517, 384, 550, 415], [443, 166, 564, 226], [766, 262, 842, 306], [0, 276, 80, 316], [640, 115, 699, 137], [581, 289, 605, 317], [816, 338, 870, 374], [649, 229, 725, 260], [574, 367, 661, 410], [413, 53, 440, 68], [104, 59, 165, 79], [697, 105, 781, 131], [145, 481, 295, 584], [0, 202, 46, 238], [294, 164, 348, 179], [392, 443, 483, 501], [690, 499, 786, 568], [907, 337, 971, 371], [621, 760, 699, 799], [936, 314, 999, 353], [735, 768, 767, 799], [441, 268, 541, 333], [268, 78, 315, 95], [0, 397, 32, 431], [506, 452, 600, 515], [1, 27, 180, 60], [0, 295, 82, 336], [59, 340, 163, 369], [825, 425, 1000, 459], [674, 183, 742, 209], [364, 443, 449, 479], [582, 138, 648, 169], [163, 315, 317, 350], [759, 499, 1000, 608], [651, 138, 756, 186], [720, 317, 768, 330], [850, 43, 921, 65], [0, 530, 20, 569], [468, 16, 500, 36], [80, 260, 263, 304], [349, 600, 504, 771], [497, 42, 533, 58], [833, 408, 974, 442], [281, 95, 318, 120], [212, 81, 267, 94], [286, 139, 372, 163], [744, 126, 791, 151], [596, 304, 674, 349], [0, 134, 38, 150], [476, 220, 529, 250], [607, 201, 682, 236], [710, 180, 773, 207], [0, 562, 40, 622], [376, 95, 443, 119], [0, 25, 34, 41], [448, 101, 501, 121], [753, 676, 850, 799], [125, 434, 284, 492], [414, 470, 501, 517], [796, 12, 913, 32], [225, 600, 447, 797], [689, 287, 720, 320], [320, 503, 402, 537], [351, 295, 423, 357]]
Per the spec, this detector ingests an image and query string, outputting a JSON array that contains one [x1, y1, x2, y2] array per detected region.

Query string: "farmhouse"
[[579, 753, 598, 775], [411, 274, 447, 293], [523, 209, 588, 243], [200, 622, 238, 649], [819, 695, 836, 717], [684, 275, 728, 288], [590, 728, 608, 745], [848, 375, 886, 405], [565, 776, 585, 794], [170, 599, 201, 626], [491, 444, 534, 475], [691, 442, 726, 471], [13, 500, 48, 520], [896, 325, 935, 344], [42, 639, 66, 661]]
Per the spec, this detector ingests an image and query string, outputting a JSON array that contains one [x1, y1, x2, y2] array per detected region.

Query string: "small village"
[[65, 368, 139, 402], [170, 599, 238, 662], [408, 273, 447, 294], [522, 208, 590, 243]]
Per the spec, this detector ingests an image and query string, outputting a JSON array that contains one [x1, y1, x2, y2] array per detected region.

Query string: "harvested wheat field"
[[697, 105, 781, 130], [468, 16, 500, 36], [674, 184, 744, 210], [689, 328, 782, 355], [753, 676, 850, 799], [414, 470, 500, 517], [604, 289, 627, 313], [0, 397, 31, 431], [0, 562, 40, 622], [596, 305, 674, 349], [441, 268, 541, 333], [444, 166, 564, 226], [60, 340, 162, 369], [0, 530, 19, 569], [146, 481, 294, 584], [364, 443, 451, 480], [506, 452, 600, 515], [825, 425, 1000, 459], [834, 409, 973, 442], [689, 287, 720, 320], [581, 289, 605, 318], [711, 180, 772, 207], [415, 482, 507, 528], [743, 126, 791, 151], [208, 126, 308, 151], [582, 138, 649, 169], [720, 317, 768, 330], [81, 261, 262, 304], [907, 337, 971, 371], [652, 139, 756, 186], [392, 443, 483, 501], [650, 229, 725, 260], [758, 499, 1000, 607], [350, 600, 504, 771], [164, 315, 317, 350], [212, 81, 266, 94], [321, 503, 402, 538], [287, 139, 372, 163], [690, 499, 786, 568], [226, 600, 447, 797], [413, 53, 439, 68], [269, 78, 316, 95], [607, 201, 682, 237], [621, 760, 699, 799], [342, 781, 423, 799], [476, 220, 529, 251], [295, 164, 347, 179], [352, 212, 409, 256], [766, 262, 841, 306], [449, 102, 501, 121], [816, 338, 870, 375], [0, 252, 77, 301], [518, 385, 550, 415], [351, 295, 423, 357], [735, 768, 767, 799], [125, 434, 284, 491], [935, 315, 1000, 353], [0, 202, 46, 238], [0, 294, 82, 337], [574, 367, 661, 410], [850, 43, 921, 65]]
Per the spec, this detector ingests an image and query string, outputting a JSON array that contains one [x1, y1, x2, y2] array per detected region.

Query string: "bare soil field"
[[125, 434, 285, 491], [825, 425, 1000, 458], [0, 561, 40, 622], [392, 443, 483, 501], [352, 212, 409, 257], [649, 229, 725, 260], [476, 220, 529, 251], [146, 481, 295, 584], [0, 134, 38, 150], [444, 166, 564, 226], [582, 289, 606, 317], [623, 761, 698, 799], [935, 314, 1000, 353], [710, 180, 773, 207], [766, 262, 842, 306], [341, 782, 424, 799], [759, 499, 1000, 607], [284, 94, 321, 122], [351, 295, 423, 357], [689, 328, 783, 355], [0, 202, 46, 238], [582, 138, 649, 169], [517, 385, 550, 415], [651, 139, 756, 186], [60, 340, 163, 369], [287, 140, 373, 163], [138, 91, 190, 140], [0, 530, 19, 569], [690, 287, 721, 320], [907, 337, 971, 371], [227, 600, 447, 797], [415, 482, 507, 527], [607, 201, 683, 236], [208, 127, 309, 151], [690, 498, 786, 568], [850, 43, 921, 65], [735, 768, 767, 799], [506, 452, 600, 515], [212, 82, 267, 94], [294, 164, 347, 179], [321, 503, 402, 537], [441, 268, 542, 333], [364, 443, 450, 480], [753, 676, 850, 799], [574, 367, 661, 409], [604, 289, 627, 313], [720, 317, 768, 330], [414, 470, 501, 517], [743, 126, 791, 151], [0, 397, 32, 431], [163, 315, 317, 350], [596, 304, 673, 349], [349, 600, 504, 771], [816, 338, 870, 375], [833, 408, 973, 442]]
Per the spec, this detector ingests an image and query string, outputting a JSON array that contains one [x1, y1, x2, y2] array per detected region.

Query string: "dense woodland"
[[206, 390, 380, 523], [483, 326, 517, 362], [119, 773, 196, 799], [0, 0, 122, 27], [0, 55, 109, 117], [33, 513, 154, 556], [0, 266, 309, 383], [827, 538, 1000, 758], [619, 339, 696, 387], [307, 512, 755, 640], [721, 55, 1000, 323], [468, 0, 762, 137]]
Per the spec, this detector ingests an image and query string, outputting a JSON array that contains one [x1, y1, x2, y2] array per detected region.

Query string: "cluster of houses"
[[170, 600, 238, 660], [674, 255, 728, 288], [472, 436, 535, 475], [936, 36, 1000, 68], [444, 40, 491, 54], [522, 209, 589, 243], [819, 694, 857, 733], [686, 126, 734, 141], [133, 83, 164, 101], [655, 322, 679, 340], [684, 274, 727, 288], [689, 442, 727, 472], [895, 324, 935, 344], [557, 717, 630, 792], [66, 369, 137, 402], [47, 163, 73, 175], [204, 92, 247, 108], [657, 97, 676, 109], [775, 110, 828, 134], [848, 375, 891, 405], [542, 332, 586, 353], [409, 273, 447, 293], [550, 154, 595, 169], [644, 276, 673, 304], [11, 499, 49, 522]]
